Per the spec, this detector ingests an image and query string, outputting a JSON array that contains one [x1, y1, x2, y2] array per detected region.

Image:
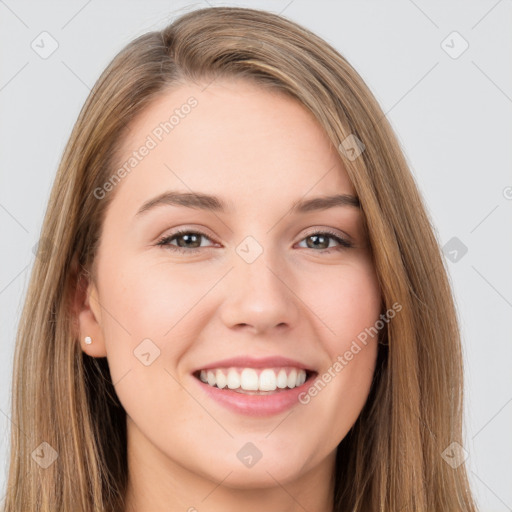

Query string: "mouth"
[[192, 367, 318, 395]]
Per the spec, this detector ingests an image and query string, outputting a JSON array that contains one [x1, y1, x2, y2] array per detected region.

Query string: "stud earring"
[[85, 336, 92, 345]]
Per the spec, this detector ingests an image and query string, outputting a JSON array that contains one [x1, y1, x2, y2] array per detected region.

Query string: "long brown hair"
[[2, 6, 477, 511]]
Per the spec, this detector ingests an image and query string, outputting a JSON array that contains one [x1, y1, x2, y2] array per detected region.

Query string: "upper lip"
[[192, 356, 317, 374]]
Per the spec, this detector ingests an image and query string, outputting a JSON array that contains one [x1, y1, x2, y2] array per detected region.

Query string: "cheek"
[[102, 256, 211, 340], [96, 259, 202, 428], [95, 257, 205, 392], [297, 258, 381, 419], [305, 258, 382, 348]]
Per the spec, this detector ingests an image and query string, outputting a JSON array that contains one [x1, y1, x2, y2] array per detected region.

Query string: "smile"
[[192, 366, 318, 417], [194, 367, 312, 393]]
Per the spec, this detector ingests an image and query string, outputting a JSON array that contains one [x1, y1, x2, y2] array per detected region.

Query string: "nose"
[[218, 250, 300, 335]]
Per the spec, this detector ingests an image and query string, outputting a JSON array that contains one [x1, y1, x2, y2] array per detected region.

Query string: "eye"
[[296, 230, 353, 254], [156, 229, 216, 254], [156, 228, 353, 255]]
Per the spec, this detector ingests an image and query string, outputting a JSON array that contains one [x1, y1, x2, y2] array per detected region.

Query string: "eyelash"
[[156, 229, 353, 255]]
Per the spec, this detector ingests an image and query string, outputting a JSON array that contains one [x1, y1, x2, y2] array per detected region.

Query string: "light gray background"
[[1, 1, 511, 510]]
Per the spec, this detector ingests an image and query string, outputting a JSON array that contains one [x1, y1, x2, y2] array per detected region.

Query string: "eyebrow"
[[135, 190, 361, 217]]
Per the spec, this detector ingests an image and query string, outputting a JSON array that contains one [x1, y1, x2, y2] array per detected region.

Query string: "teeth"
[[259, 369, 276, 391], [241, 368, 259, 390], [198, 367, 308, 391], [276, 369, 288, 388], [287, 368, 297, 388], [227, 369, 240, 389], [215, 369, 227, 389]]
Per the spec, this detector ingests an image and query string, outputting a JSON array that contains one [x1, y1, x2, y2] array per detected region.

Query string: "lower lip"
[[193, 373, 316, 417]]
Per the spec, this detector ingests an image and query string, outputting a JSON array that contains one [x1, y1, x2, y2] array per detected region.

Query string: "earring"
[[85, 336, 92, 345]]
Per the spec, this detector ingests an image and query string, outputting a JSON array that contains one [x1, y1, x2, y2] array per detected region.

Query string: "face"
[[78, 78, 382, 498]]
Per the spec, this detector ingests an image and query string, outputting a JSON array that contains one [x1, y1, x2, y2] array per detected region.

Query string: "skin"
[[76, 78, 382, 512]]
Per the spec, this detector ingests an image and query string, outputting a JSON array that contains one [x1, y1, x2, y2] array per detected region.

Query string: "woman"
[[2, 6, 478, 511]]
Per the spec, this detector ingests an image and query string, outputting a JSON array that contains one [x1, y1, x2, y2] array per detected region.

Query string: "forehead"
[[111, 78, 355, 212]]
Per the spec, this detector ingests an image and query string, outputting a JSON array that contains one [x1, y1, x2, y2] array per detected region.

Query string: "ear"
[[73, 267, 108, 358]]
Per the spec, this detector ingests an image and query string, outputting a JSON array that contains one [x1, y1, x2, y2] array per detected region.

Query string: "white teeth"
[[227, 369, 240, 389], [276, 369, 288, 388], [287, 368, 297, 388], [215, 369, 227, 389], [197, 367, 308, 391], [240, 368, 259, 390], [259, 369, 277, 391]]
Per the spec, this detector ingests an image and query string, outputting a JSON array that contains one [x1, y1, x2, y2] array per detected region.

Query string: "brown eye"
[[298, 231, 353, 253], [156, 230, 215, 253]]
